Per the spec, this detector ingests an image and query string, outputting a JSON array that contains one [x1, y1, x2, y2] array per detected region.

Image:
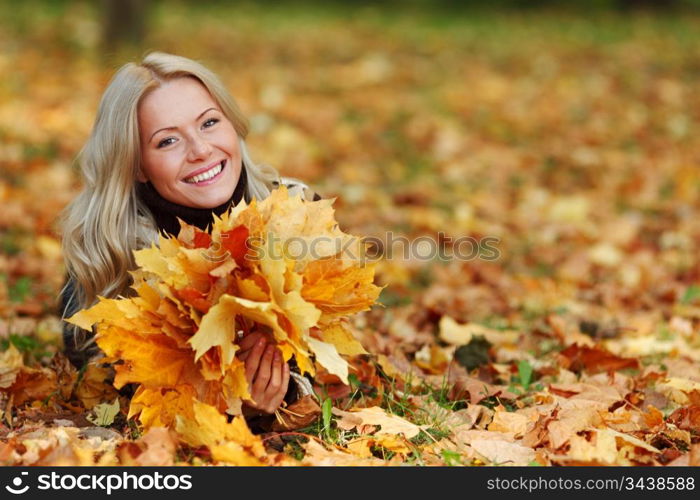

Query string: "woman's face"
[[137, 77, 241, 209]]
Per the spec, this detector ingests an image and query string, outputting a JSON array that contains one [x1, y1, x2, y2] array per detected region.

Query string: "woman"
[[59, 52, 319, 416]]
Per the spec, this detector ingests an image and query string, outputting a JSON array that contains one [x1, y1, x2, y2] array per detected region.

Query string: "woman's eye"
[[203, 118, 219, 128], [157, 137, 176, 148]]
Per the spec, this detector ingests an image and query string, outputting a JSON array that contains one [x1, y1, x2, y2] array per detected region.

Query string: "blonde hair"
[[60, 52, 281, 355]]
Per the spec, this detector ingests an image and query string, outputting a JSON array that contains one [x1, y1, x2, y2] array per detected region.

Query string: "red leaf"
[[667, 406, 700, 432], [558, 344, 639, 374], [193, 230, 212, 249], [221, 225, 250, 266]]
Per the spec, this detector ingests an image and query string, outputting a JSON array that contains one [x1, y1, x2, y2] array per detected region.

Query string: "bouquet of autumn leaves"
[[67, 187, 382, 431]]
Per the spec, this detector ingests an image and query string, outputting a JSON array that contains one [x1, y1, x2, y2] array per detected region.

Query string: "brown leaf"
[[74, 362, 119, 410], [470, 439, 535, 465], [50, 353, 78, 400], [272, 395, 321, 431], [667, 405, 700, 433], [521, 411, 557, 448], [558, 344, 640, 374], [332, 406, 424, 438], [302, 439, 392, 466], [447, 361, 516, 403], [10, 368, 57, 406]]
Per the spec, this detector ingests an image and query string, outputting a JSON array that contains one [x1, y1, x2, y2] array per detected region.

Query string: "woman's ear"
[[136, 167, 148, 183]]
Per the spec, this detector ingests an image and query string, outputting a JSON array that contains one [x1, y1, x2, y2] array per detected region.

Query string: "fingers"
[[239, 331, 264, 352], [267, 349, 282, 396], [252, 345, 275, 396], [237, 332, 265, 361], [279, 362, 291, 400], [240, 340, 291, 413], [244, 337, 267, 382], [264, 361, 290, 413]]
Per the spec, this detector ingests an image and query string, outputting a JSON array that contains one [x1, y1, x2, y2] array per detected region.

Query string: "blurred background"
[[1, 0, 699, 357]]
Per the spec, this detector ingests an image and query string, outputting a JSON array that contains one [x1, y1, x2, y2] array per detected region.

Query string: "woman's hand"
[[236, 331, 290, 414]]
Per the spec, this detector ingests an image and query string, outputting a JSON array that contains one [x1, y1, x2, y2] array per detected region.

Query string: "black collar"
[[136, 167, 248, 237]]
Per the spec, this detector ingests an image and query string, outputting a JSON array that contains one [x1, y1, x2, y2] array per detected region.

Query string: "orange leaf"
[[97, 326, 193, 389]]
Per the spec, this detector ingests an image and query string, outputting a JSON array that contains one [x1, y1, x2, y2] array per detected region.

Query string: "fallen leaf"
[[558, 344, 639, 374], [272, 395, 321, 431], [332, 406, 423, 439], [470, 439, 535, 465], [87, 399, 120, 426], [453, 336, 492, 371], [175, 399, 268, 465]]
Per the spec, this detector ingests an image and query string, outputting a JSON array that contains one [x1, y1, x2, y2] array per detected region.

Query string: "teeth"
[[185, 162, 223, 184]]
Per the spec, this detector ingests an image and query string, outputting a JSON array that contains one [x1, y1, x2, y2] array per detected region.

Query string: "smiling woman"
[[137, 78, 243, 209], [59, 52, 320, 418]]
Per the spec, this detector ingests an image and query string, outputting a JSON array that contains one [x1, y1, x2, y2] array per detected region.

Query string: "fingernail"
[[274, 351, 280, 361]]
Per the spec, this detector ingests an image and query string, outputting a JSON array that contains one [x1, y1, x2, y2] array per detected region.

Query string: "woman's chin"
[[184, 186, 236, 208]]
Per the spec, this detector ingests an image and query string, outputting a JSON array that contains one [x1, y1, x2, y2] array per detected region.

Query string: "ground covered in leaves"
[[1, 3, 700, 466]]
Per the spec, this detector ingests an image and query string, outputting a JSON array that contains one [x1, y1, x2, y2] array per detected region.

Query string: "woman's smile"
[[183, 159, 227, 185]]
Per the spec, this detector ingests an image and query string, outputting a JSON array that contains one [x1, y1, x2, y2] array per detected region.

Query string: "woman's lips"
[[183, 160, 226, 186]]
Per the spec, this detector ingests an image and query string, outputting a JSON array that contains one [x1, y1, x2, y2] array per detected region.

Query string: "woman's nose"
[[187, 134, 212, 161]]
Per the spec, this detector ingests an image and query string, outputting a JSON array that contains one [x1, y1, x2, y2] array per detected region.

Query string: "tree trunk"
[[102, 0, 148, 50]]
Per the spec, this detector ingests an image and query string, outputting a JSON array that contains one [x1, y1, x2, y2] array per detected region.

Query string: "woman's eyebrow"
[[148, 107, 218, 143]]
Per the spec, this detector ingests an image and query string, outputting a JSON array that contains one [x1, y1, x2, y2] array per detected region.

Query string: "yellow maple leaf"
[[96, 325, 192, 389], [307, 337, 348, 384], [189, 295, 288, 370], [135, 240, 189, 289], [259, 243, 321, 334], [66, 297, 158, 335], [175, 399, 266, 465], [129, 385, 197, 429], [302, 257, 383, 317], [320, 322, 367, 356]]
